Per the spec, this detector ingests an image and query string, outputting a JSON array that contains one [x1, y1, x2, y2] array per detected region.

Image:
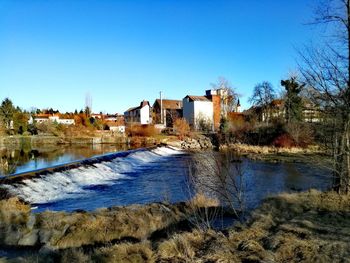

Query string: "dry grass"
[[92, 242, 154, 263], [60, 248, 91, 263], [156, 190, 350, 262], [188, 192, 220, 208], [157, 230, 218, 262], [212, 190, 350, 262], [127, 125, 160, 137], [35, 203, 186, 249], [173, 118, 190, 139], [225, 143, 323, 155], [62, 125, 97, 138], [1, 191, 350, 262], [0, 197, 32, 245]]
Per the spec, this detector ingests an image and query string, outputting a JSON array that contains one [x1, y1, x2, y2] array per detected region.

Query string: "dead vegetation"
[[222, 143, 331, 165], [1, 190, 349, 262], [225, 143, 324, 155]]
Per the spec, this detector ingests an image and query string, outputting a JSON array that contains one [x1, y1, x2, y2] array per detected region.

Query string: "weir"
[[0, 145, 187, 210], [0, 145, 171, 183]]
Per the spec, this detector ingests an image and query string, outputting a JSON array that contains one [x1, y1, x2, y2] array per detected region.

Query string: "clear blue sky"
[[0, 0, 319, 113]]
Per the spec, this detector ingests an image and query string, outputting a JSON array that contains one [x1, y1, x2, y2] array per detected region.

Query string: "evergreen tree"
[[13, 111, 29, 134], [281, 77, 304, 123], [0, 98, 15, 130]]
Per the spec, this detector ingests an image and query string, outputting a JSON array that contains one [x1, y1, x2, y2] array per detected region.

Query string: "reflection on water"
[[242, 159, 331, 209], [189, 151, 332, 211], [0, 144, 130, 176]]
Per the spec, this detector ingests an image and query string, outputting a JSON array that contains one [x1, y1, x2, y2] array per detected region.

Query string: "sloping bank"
[[0, 189, 349, 262]]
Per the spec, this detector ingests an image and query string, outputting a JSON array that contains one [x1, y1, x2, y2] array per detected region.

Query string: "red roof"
[[125, 100, 150, 112], [185, 95, 211, 102], [154, 99, 182, 109]]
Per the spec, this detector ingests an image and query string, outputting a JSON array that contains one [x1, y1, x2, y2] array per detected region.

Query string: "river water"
[[0, 145, 332, 213]]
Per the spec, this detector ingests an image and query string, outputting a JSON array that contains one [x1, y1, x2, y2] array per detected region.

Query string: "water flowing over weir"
[[0, 146, 332, 214], [0, 146, 191, 212]]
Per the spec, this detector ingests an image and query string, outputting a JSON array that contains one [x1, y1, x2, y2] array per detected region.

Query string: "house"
[[33, 114, 75, 125], [105, 114, 119, 122], [152, 99, 183, 127], [104, 122, 125, 133], [124, 100, 151, 125], [91, 113, 104, 119], [182, 89, 225, 131], [248, 99, 321, 123], [183, 95, 214, 131]]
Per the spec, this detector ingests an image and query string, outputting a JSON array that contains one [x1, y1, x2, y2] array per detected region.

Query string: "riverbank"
[[220, 143, 330, 164], [0, 134, 130, 146], [0, 134, 185, 151], [0, 190, 348, 262]]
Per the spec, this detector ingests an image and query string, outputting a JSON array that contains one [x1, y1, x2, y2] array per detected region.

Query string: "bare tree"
[[248, 81, 276, 123], [211, 77, 240, 115], [188, 151, 245, 222], [299, 0, 350, 194]]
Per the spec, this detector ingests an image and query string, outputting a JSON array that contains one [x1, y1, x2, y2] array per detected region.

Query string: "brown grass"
[[225, 143, 323, 154], [0, 197, 31, 245], [157, 230, 217, 262], [173, 118, 190, 139], [92, 242, 154, 263], [189, 192, 220, 208], [37, 203, 189, 249], [127, 125, 160, 137], [158, 190, 350, 262], [1, 191, 350, 262]]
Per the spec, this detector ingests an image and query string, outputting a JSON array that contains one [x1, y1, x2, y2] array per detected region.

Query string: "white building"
[[105, 123, 126, 133], [33, 114, 75, 125], [124, 100, 151, 125], [183, 95, 214, 131]]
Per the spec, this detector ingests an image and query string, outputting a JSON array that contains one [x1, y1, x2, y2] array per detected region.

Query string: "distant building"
[[105, 114, 119, 122], [33, 114, 75, 125], [91, 113, 104, 119], [104, 122, 125, 133], [248, 99, 321, 123], [235, 99, 241, 113], [182, 89, 228, 131], [124, 100, 151, 125], [182, 95, 215, 131], [152, 99, 183, 127]]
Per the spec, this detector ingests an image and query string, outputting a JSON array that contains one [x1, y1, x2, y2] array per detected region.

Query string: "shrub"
[[173, 118, 190, 139], [126, 124, 160, 137], [285, 122, 315, 147], [196, 116, 213, 132], [220, 113, 256, 144], [63, 124, 96, 138], [272, 133, 296, 148], [35, 122, 62, 136]]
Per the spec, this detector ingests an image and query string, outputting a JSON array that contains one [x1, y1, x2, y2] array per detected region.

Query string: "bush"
[[285, 122, 315, 147], [22, 131, 31, 136], [35, 122, 62, 136], [173, 118, 190, 139], [63, 125, 96, 138], [196, 116, 213, 132], [126, 124, 160, 137], [219, 114, 257, 144], [272, 133, 296, 148]]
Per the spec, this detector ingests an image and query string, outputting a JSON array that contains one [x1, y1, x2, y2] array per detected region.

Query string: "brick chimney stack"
[[205, 89, 221, 131]]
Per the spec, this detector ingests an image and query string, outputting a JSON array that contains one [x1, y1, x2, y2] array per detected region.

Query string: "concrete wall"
[[140, 105, 150, 125], [193, 101, 213, 130], [183, 97, 195, 127], [183, 97, 213, 130]]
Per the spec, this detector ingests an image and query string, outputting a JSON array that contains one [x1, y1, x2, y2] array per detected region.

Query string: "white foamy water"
[[2, 147, 183, 205]]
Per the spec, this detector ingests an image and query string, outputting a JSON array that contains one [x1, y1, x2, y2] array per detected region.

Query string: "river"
[[0, 145, 332, 213]]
